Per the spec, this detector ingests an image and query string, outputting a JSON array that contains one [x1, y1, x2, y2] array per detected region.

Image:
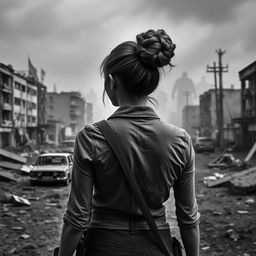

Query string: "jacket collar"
[[108, 105, 160, 120]]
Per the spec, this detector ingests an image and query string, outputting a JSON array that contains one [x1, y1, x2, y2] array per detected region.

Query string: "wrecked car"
[[194, 137, 215, 153], [29, 153, 73, 186]]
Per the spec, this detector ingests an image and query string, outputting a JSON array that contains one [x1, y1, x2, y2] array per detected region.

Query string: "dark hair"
[[100, 29, 176, 99]]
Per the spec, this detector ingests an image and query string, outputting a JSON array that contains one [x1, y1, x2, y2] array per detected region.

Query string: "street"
[[0, 150, 255, 256]]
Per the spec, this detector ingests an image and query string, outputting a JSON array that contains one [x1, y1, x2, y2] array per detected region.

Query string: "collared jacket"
[[64, 106, 200, 230]]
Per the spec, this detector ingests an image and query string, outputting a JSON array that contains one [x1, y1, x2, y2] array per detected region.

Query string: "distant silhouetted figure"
[[172, 72, 196, 112]]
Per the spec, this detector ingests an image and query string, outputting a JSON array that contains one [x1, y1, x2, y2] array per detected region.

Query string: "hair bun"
[[136, 29, 176, 68]]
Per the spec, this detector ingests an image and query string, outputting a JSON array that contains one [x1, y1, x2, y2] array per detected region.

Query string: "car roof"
[[39, 153, 71, 157]]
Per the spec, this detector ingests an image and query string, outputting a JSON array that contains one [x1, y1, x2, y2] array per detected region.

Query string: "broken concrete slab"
[[0, 168, 21, 182], [0, 161, 22, 170], [206, 166, 256, 188], [0, 149, 26, 164], [0, 162, 31, 175], [20, 165, 31, 174], [229, 170, 256, 195]]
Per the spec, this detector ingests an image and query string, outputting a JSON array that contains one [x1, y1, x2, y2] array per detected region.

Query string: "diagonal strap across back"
[[97, 120, 171, 256]]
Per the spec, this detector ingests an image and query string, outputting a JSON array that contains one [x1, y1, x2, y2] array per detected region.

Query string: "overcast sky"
[[1, 0, 256, 122]]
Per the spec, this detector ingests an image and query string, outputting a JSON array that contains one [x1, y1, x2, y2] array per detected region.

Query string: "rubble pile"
[[204, 153, 256, 195]]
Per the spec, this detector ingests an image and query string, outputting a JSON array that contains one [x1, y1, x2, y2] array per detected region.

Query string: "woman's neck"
[[118, 96, 147, 107]]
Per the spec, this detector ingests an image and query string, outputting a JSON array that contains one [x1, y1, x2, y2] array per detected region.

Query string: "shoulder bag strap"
[[97, 120, 170, 256]]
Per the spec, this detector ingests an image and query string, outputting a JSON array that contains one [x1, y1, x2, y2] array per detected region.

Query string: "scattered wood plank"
[[244, 141, 256, 162], [207, 166, 256, 188], [0, 149, 26, 164], [0, 168, 21, 182], [0, 161, 22, 171]]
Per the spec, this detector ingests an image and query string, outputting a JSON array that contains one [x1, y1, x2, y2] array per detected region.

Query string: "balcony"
[[70, 101, 79, 107], [1, 120, 13, 127], [70, 109, 80, 116], [2, 102, 12, 111], [1, 83, 12, 93]]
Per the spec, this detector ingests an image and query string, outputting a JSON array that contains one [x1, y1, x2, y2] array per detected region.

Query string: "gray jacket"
[[64, 106, 200, 230]]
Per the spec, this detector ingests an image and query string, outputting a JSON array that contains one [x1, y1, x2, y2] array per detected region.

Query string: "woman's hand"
[[58, 222, 83, 256]]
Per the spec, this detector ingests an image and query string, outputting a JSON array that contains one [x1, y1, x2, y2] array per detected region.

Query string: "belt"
[[90, 210, 170, 230]]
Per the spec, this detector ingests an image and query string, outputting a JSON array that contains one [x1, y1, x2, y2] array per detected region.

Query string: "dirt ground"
[[0, 150, 255, 256]]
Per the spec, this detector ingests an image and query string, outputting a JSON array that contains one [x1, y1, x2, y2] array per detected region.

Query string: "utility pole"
[[216, 49, 228, 150], [183, 91, 191, 106], [207, 62, 219, 145]]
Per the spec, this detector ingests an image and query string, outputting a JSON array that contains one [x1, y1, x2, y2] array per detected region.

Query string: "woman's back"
[[68, 105, 198, 231], [58, 29, 200, 256]]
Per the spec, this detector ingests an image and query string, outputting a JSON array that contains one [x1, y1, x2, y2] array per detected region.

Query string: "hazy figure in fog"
[[172, 71, 196, 112], [195, 77, 213, 99]]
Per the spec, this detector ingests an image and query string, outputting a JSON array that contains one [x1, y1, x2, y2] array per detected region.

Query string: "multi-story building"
[[13, 73, 38, 145], [0, 62, 47, 149], [0, 63, 14, 148], [233, 61, 256, 149], [27, 77, 47, 144], [182, 105, 200, 137], [200, 87, 241, 142], [85, 102, 93, 124], [45, 91, 86, 142]]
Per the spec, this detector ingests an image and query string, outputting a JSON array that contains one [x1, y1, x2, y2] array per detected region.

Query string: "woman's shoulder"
[[160, 120, 191, 142], [76, 122, 104, 143]]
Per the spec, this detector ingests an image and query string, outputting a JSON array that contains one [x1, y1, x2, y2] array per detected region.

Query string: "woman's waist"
[[89, 209, 170, 230]]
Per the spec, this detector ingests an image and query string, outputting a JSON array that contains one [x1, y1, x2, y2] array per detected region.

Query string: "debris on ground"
[[1, 193, 31, 206], [236, 210, 249, 214], [20, 234, 30, 239], [0, 161, 31, 175], [245, 198, 255, 204], [203, 172, 225, 185], [0, 169, 22, 182], [208, 153, 242, 169], [225, 229, 240, 241], [205, 166, 256, 190], [11, 195, 31, 206], [229, 169, 256, 194]]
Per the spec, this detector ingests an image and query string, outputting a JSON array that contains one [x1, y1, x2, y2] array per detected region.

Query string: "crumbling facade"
[[233, 61, 256, 149], [200, 88, 241, 142], [45, 91, 86, 142], [0, 62, 47, 149]]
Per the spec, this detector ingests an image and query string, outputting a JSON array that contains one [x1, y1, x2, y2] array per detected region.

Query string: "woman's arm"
[[173, 134, 200, 256], [58, 127, 94, 256], [180, 224, 200, 256], [58, 222, 83, 256]]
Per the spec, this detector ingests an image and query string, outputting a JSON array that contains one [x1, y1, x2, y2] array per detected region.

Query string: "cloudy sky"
[[1, 0, 255, 122]]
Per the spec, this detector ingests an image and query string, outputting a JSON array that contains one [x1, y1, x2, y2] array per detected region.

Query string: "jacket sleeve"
[[63, 125, 94, 230], [173, 133, 200, 229]]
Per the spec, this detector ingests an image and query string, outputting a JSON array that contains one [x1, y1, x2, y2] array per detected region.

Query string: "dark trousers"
[[85, 228, 173, 256]]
